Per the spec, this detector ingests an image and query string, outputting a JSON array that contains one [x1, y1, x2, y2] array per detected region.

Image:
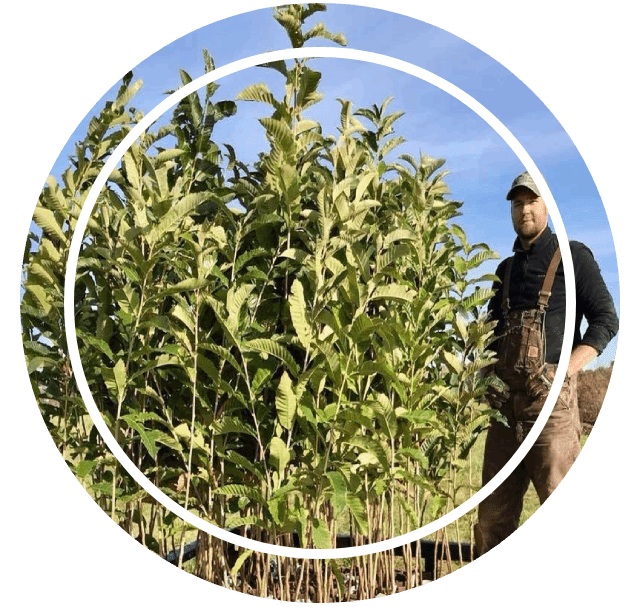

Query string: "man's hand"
[[525, 366, 553, 400], [526, 344, 599, 400]]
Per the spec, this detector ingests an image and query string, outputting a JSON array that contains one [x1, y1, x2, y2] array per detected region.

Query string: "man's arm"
[[571, 241, 619, 355], [567, 343, 599, 378], [557, 242, 618, 380]]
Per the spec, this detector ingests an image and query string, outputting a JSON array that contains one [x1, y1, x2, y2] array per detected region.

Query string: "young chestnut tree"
[[22, 3, 501, 599]]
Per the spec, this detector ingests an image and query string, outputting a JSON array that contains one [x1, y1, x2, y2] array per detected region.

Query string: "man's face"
[[510, 187, 548, 245]]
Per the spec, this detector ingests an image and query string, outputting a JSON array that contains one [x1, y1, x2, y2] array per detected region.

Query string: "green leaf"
[[473, 271, 501, 283], [349, 435, 390, 472], [454, 314, 468, 341], [377, 243, 411, 272], [226, 451, 265, 481], [289, 279, 312, 349], [259, 117, 295, 157], [395, 494, 419, 530], [268, 436, 291, 478], [174, 423, 192, 440], [91, 483, 122, 497], [463, 287, 494, 310], [227, 284, 254, 334], [243, 339, 299, 377], [329, 559, 345, 601], [280, 248, 309, 264], [383, 229, 416, 247], [154, 278, 209, 300], [370, 283, 416, 303], [325, 471, 347, 512], [154, 148, 187, 164], [171, 303, 195, 334], [102, 358, 126, 405], [370, 395, 397, 438], [148, 192, 211, 244], [257, 59, 289, 78], [214, 484, 267, 506], [346, 493, 369, 535], [353, 170, 376, 205], [74, 460, 98, 478], [311, 518, 332, 549], [32, 206, 67, 244], [236, 82, 278, 108], [25, 284, 51, 315], [199, 342, 242, 374], [435, 386, 461, 406], [114, 77, 142, 109], [275, 371, 297, 430], [429, 494, 447, 519], [443, 351, 463, 375], [396, 447, 431, 470], [212, 417, 257, 438], [211, 100, 237, 122], [349, 313, 378, 343], [202, 48, 219, 99], [466, 249, 500, 270], [230, 549, 254, 578], [122, 151, 140, 191], [26, 356, 50, 374], [397, 410, 435, 425], [122, 414, 158, 458], [196, 354, 227, 389]]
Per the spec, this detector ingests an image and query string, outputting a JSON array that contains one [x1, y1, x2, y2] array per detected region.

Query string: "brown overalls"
[[474, 248, 582, 555]]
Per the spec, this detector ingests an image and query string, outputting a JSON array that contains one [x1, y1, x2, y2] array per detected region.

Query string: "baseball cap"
[[506, 171, 542, 200]]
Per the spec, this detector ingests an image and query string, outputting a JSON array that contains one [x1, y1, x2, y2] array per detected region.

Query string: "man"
[[474, 171, 618, 555]]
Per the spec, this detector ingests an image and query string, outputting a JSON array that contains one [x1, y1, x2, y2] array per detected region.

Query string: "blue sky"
[[48, 4, 619, 366]]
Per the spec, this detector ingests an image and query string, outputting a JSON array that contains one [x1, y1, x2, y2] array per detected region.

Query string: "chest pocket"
[[494, 247, 561, 388], [495, 308, 546, 386]]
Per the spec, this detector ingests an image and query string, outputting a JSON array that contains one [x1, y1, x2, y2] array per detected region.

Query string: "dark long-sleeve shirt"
[[488, 226, 619, 363]]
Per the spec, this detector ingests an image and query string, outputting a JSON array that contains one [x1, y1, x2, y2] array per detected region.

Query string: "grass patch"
[[451, 431, 589, 543], [331, 430, 589, 546]]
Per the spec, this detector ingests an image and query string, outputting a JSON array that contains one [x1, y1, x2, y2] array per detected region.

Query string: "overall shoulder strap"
[[538, 246, 562, 310], [501, 257, 514, 316]]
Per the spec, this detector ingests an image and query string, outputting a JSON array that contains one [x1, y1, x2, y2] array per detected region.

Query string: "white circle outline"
[[63, 47, 575, 559]]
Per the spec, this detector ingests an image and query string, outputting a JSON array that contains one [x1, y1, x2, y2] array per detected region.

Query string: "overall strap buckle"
[[501, 246, 561, 314]]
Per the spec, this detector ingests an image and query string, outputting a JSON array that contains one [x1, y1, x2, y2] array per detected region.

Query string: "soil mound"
[[578, 364, 613, 434]]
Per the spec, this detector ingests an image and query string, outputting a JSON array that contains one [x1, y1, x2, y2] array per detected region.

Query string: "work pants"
[[474, 365, 581, 555]]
